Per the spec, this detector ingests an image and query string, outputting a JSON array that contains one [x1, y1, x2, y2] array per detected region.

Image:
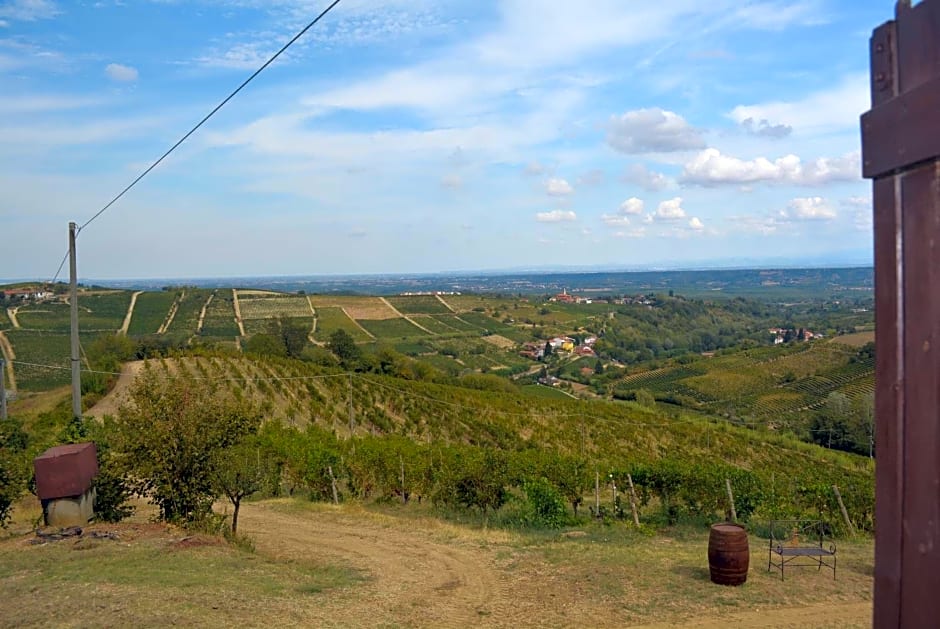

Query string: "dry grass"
[[0, 498, 874, 629], [307, 296, 398, 320], [831, 332, 875, 347], [482, 334, 517, 349]]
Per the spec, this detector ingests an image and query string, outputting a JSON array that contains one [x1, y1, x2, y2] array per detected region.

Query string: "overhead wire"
[[46, 0, 344, 285]]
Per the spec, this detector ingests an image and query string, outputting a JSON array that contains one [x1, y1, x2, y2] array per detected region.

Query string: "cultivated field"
[[308, 296, 398, 320]]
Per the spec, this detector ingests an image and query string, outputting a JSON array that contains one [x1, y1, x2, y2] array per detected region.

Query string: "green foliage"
[[434, 447, 509, 516], [211, 438, 273, 534], [0, 417, 30, 527], [113, 368, 262, 523], [523, 477, 568, 528], [328, 329, 361, 364]]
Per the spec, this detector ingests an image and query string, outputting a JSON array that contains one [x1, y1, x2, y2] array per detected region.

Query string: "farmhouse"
[[574, 345, 596, 357], [1, 287, 50, 302]]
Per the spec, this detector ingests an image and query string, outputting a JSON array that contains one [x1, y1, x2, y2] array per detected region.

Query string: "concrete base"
[[42, 487, 96, 527]]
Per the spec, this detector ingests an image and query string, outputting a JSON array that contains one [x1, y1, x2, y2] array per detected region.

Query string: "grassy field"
[[385, 295, 453, 314], [308, 296, 397, 320], [358, 317, 431, 339], [0, 498, 874, 628], [313, 307, 373, 342], [128, 291, 177, 336]]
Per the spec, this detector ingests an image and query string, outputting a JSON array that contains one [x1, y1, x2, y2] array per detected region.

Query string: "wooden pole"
[[347, 373, 354, 435], [68, 222, 82, 421], [626, 473, 641, 527], [725, 478, 738, 523], [594, 469, 600, 517], [328, 465, 339, 505], [400, 454, 406, 504], [832, 484, 855, 536]]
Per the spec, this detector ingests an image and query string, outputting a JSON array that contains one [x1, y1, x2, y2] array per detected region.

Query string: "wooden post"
[[832, 485, 855, 537], [594, 469, 600, 517], [725, 478, 738, 523], [626, 473, 641, 528], [861, 2, 940, 625], [399, 454, 406, 504], [328, 465, 339, 505], [347, 373, 354, 435]]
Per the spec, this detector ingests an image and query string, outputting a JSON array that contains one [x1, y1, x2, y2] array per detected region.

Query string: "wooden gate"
[[861, 1, 940, 626]]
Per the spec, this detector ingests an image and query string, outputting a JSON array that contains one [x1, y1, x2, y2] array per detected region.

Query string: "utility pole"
[[0, 358, 7, 421], [69, 222, 82, 421]]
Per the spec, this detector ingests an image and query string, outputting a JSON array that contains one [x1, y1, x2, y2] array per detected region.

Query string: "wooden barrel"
[[708, 523, 749, 586]]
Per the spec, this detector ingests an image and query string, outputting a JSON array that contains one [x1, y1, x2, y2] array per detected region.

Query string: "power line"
[[47, 0, 344, 284]]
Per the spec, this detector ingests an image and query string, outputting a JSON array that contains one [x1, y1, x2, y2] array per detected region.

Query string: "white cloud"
[[620, 197, 644, 215], [536, 209, 577, 223], [783, 197, 836, 221], [689, 217, 705, 230], [577, 169, 605, 187], [654, 197, 686, 221], [545, 177, 573, 196], [739, 117, 792, 138], [601, 214, 631, 227], [622, 163, 670, 191], [681, 148, 860, 186], [729, 73, 867, 134], [0, 0, 59, 21], [105, 63, 138, 82], [607, 107, 705, 154], [613, 227, 647, 239]]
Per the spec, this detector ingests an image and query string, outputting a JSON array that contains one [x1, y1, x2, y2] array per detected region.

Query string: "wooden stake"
[[328, 465, 339, 505], [626, 473, 641, 527], [594, 469, 600, 517], [725, 478, 737, 523], [832, 484, 855, 536], [399, 454, 406, 504]]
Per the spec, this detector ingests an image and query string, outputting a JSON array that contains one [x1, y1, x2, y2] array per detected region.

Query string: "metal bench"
[[767, 519, 836, 580]]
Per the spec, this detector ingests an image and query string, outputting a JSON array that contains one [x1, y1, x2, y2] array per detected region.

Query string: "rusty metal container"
[[708, 522, 749, 586], [34, 442, 98, 500]]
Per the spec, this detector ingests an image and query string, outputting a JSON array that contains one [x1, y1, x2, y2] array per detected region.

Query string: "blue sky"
[[0, 0, 883, 280]]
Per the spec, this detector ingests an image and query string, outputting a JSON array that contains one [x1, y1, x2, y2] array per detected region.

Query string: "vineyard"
[[81, 353, 874, 533], [385, 295, 452, 314], [358, 317, 431, 340], [199, 291, 240, 337], [127, 291, 177, 336], [313, 307, 372, 342]]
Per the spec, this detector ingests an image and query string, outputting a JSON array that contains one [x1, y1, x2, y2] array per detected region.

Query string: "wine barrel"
[[708, 522, 749, 586]]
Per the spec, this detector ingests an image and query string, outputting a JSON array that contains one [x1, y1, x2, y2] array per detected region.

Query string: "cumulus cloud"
[[536, 209, 577, 223], [782, 197, 836, 220], [620, 197, 644, 215], [622, 163, 670, 191], [606, 108, 705, 154], [105, 63, 139, 82], [689, 217, 705, 231], [681, 148, 860, 186], [739, 117, 792, 138], [654, 197, 687, 221], [545, 177, 573, 196]]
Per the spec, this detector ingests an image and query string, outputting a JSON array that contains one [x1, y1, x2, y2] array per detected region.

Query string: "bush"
[[524, 477, 568, 528], [0, 418, 30, 527]]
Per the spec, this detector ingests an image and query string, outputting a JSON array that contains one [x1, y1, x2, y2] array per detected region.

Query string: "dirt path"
[[196, 292, 214, 334], [0, 331, 16, 393], [237, 501, 512, 627], [85, 360, 146, 418], [231, 289, 246, 337], [157, 291, 182, 334], [119, 291, 144, 335], [6, 307, 20, 329], [627, 602, 871, 628], [435, 293, 456, 312], [378, 297, 437, 335]]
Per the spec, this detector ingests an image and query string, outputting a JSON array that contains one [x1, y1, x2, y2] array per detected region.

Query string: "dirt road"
[[0, 331, 16, 393], [237, 501, 512, 627], [119, 291, 144, 335], [85, 360, 145, 418], [236, 502, 872, 629]]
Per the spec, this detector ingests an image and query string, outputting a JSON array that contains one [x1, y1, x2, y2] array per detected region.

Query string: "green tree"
[[328, 329, 361, 364], [114, 369, 262, 523], [211, 439, 272, 535]]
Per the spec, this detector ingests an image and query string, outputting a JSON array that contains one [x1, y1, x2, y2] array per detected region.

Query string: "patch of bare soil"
[[85, 360, 146, 419]]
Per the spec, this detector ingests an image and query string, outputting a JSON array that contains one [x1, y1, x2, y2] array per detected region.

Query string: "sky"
[[0, 0, 884, 280]]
